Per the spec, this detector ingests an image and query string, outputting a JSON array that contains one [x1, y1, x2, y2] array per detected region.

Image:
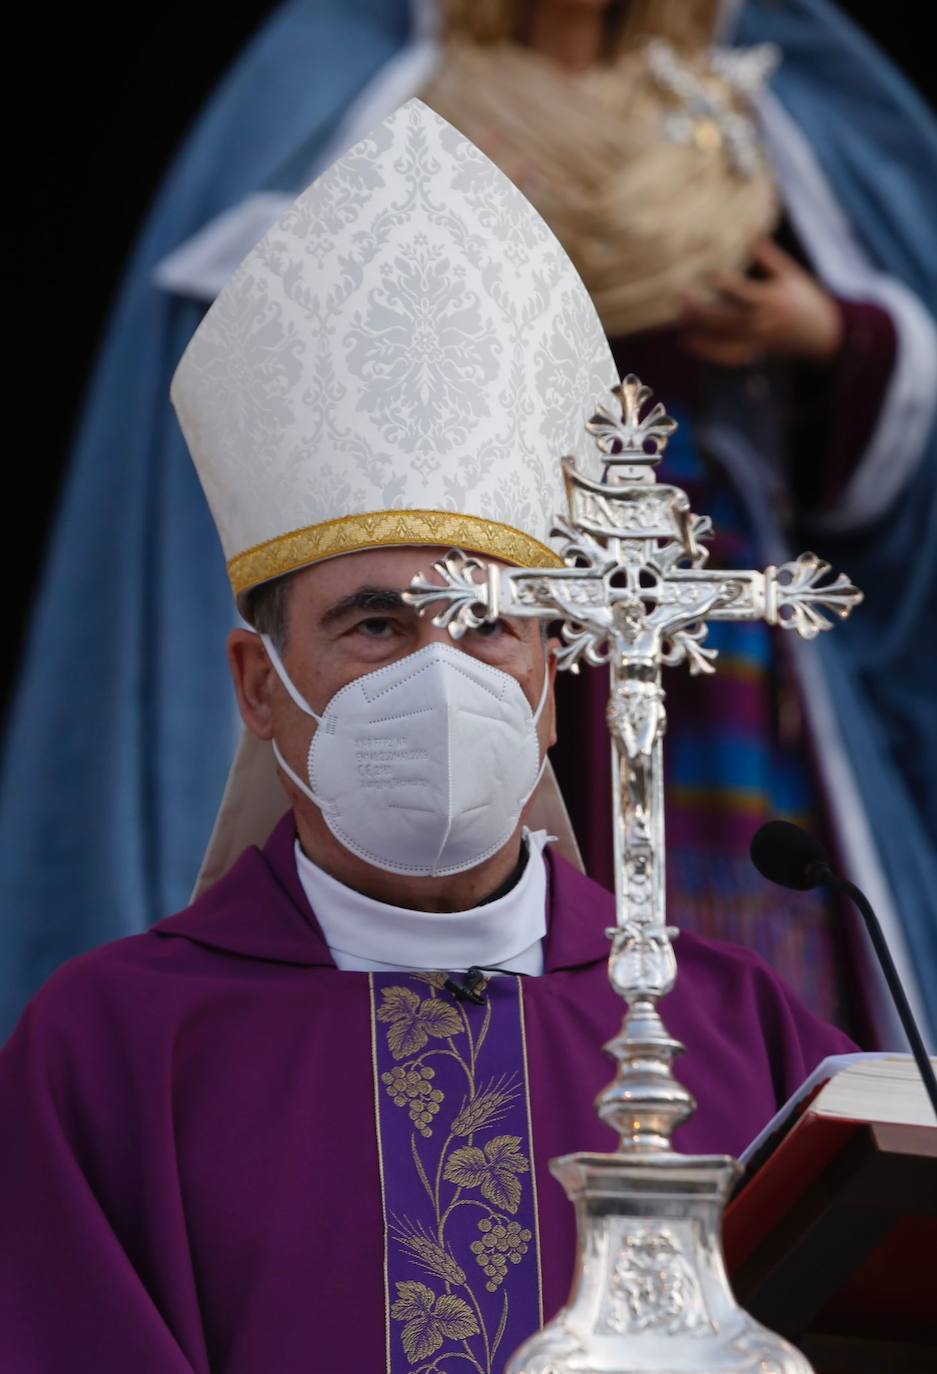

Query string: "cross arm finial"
[[766, 552, 863, 638]]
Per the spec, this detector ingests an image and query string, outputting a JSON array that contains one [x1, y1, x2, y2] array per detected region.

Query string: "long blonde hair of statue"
[[424, 0, 778, 337]]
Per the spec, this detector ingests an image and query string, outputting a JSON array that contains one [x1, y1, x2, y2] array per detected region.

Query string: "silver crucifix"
[[406, 377, 857, 1374], [405, 375, 861, 1152]]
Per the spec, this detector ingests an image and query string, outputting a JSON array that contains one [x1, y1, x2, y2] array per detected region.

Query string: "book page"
[[738, 1051, 897, 1167]]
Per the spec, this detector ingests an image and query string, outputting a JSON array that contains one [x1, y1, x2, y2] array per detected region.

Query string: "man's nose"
[[413, 615, 458, 651]]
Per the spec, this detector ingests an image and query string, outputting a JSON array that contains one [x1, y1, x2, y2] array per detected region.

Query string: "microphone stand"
[[808, 859, 937, 1119]]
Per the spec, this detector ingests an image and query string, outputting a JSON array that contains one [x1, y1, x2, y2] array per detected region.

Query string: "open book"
[[738, 1051, 935, 1173], [724, 1052, 936, 1373]]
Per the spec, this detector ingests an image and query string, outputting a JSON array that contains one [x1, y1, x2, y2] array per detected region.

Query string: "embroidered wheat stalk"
[[451, 1074, 520, 1137], [392, 1219, 467, 1287]]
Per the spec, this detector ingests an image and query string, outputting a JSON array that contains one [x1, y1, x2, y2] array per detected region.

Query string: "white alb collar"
[[295, 830, 550, 973]]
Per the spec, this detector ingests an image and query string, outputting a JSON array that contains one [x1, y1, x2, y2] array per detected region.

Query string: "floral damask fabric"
[[171, 100, 617, 592], [371, 972, 541, 1374]]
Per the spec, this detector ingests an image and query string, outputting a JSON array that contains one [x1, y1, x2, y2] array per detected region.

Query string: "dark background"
[[6, 2, 934, 713]]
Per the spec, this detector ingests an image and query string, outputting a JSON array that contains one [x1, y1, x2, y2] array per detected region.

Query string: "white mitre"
[[172, 98, 617, 594], [170, 99, 619, 892]]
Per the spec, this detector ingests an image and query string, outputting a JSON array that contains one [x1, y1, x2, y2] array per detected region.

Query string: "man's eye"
[[356, 617, 396, 638], [470, 618, 507, 639]]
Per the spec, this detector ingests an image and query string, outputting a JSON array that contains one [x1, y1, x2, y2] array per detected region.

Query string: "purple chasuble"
[[0, 813, 855, 1373]]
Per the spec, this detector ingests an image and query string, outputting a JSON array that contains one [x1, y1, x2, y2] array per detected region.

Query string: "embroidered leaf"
[[377, 986, 421, 1022], [484, 1135, 529, 1173], [434, 1294, 479, 1340], [390, 1282, 477, 1363], [480, 1168, 522, 1213], [387, 1017, 432, 1060], [379, 986, 463, 1059], [444, 1135, 529, 1213], [481, 1135, 529, 1213], [401, 1312, 445, 1363], [390, 1280, 436, 1322], [444, 1136, 529, 1212], [443, 1145, 489, 1189], [418, 998, 462, 1039]]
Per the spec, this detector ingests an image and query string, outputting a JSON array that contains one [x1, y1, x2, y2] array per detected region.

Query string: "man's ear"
[[228, 629, 277, 740]]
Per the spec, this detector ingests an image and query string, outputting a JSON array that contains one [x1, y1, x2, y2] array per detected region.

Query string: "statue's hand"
[[679, 238, 843, 367]]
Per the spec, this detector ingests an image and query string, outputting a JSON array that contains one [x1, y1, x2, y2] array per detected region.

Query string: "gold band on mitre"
[[227, 508, 563, 595]]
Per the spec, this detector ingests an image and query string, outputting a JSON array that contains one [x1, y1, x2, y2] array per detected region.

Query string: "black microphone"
[[750, 820, 830, 891], [751, 819, 937, 1119], [444, 967, 488, 1005], [443, 964, 530, 1004]]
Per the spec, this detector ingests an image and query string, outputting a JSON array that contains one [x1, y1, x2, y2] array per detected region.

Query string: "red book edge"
[[723, 1105, 863, 1273]]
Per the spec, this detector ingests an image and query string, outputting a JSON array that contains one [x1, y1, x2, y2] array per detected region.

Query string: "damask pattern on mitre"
[[171, 101, 617, 590]]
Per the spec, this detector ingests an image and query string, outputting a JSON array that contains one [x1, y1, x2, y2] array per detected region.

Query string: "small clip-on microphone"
[[750, 819, 937, 1119], [444, 967, 488, 1005]]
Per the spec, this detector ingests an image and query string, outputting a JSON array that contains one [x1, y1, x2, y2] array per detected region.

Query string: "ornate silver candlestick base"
[[506, 1152, 810, 1374]]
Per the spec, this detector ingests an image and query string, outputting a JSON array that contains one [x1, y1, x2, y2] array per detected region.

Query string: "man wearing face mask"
[[236, 549, 557, 967], [0, 102, 855, 1374]]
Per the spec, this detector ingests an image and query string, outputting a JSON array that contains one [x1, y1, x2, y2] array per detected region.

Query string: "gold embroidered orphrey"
[[405, 375, 861, 1373], [370, 973, 542, 1374]]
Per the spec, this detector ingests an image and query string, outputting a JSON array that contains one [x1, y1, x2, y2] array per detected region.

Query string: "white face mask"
[[259, 638, 550, 877]]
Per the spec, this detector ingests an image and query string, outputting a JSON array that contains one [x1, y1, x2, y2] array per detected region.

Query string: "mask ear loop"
[[256, 633, 325, 808], [259, 633, 323, 722], [524, 651, 554, 798], [531, 654, 552, 726]]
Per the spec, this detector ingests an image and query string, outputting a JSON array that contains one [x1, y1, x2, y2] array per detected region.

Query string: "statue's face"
[[524, 0, 618, 23], [446, 0, 618, 43], [530, 1, 616, 11]]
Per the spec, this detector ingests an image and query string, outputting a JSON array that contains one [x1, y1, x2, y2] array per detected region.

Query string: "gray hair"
[[242, 572, 296, 653]]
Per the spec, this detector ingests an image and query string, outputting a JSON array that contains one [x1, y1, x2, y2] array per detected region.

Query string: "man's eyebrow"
[[320, 586, 411, 626]]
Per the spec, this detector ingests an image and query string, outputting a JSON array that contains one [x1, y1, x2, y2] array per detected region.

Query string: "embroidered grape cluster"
[[470, 1217, 532, 1291], [381, 1064, 445, 1136]]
